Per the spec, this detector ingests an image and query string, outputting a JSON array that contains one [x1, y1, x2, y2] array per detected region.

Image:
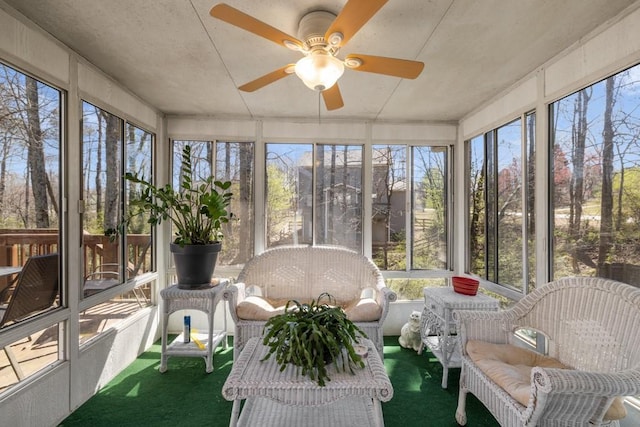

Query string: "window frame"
[[465, 111, 536, 296], [79, 99, 156, 312]]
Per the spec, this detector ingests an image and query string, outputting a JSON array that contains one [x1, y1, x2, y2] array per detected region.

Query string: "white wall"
[[167, 117, 457, 142], [0, 4, 164, 425], [461, 3, 640, 137]]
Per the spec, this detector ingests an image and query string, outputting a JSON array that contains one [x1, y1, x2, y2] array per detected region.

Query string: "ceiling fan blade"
[[325, 0, 388, 47], [346, 54, 424, 79], [322, 84, 344, 111], [238, 65, 295, 92], [210, 3, 303, 49]]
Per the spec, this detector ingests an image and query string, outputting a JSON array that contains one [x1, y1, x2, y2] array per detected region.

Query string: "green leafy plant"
[[261, 293, 366, 386], [122, 145, 233, 245]]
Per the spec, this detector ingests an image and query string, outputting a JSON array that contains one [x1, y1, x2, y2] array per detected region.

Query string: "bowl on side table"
[[452, 276, 479, 296]]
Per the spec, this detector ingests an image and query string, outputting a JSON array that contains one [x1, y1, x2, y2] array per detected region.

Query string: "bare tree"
[[235, 143, 253, 263], [316, 144, 325, 242], [598, 76, 615, 271], [95, 109, 103, 217], [373, 146, 398, 270], [25, 77, 49, 228], [569, 88, 591, 273], [101, 111, 120, 232]]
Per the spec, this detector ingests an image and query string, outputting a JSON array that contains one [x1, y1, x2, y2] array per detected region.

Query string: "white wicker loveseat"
[[223, 245, 397, 359], [455, 277, 640, 427]]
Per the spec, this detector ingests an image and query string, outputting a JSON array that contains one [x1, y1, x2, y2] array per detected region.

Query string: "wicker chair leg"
[[455, 390, 468, 425], [455, 383, 468, 425]]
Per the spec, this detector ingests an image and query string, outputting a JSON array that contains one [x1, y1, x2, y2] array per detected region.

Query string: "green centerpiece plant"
[[261, 293, 367, 386]]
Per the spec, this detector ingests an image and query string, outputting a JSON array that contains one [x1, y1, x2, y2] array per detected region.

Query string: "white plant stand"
[[420, 286, 499, 388], [160, 279, 229, 373]]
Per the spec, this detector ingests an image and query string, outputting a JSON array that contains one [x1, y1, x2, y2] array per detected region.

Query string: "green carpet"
[[60, 337, 499, 426]]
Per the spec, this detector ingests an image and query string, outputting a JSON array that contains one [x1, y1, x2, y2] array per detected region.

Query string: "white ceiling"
[[3, 0, 639, 122]]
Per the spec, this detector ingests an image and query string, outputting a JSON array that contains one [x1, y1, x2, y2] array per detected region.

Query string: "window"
[[80, 101, 153, 342], [172, 140, 255, 273], [372, 145, 449, 271], [82, 104, 154, 290], [412, 146, 449, 270], [0, 62, 62, 389], [125, 123, 153, 277], [551, 64, 640, 285], [371, 144, 450, 300], [82, 102, 123, 292], [265, 143, 362, 251], [468, 113, 536, 292]]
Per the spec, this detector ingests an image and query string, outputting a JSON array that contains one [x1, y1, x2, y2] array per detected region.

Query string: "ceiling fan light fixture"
[[294, 52, 345, 91]]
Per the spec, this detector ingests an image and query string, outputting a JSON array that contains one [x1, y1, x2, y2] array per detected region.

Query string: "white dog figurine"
[[399, 310, 422, 353]]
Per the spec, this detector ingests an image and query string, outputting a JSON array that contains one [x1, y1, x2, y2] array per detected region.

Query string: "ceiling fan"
[[210, 0, 424, 111]]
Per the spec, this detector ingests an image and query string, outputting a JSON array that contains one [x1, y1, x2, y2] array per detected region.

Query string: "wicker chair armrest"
[[377, 286, 397, 304], [455, 310, 512, 350], [371, 285, 397, 325], [525, 367, 640, 425], [533, 366, 640, 396], [223, 282, 246, 323]]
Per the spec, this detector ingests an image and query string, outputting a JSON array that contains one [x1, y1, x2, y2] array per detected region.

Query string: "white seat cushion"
[[466, 340, 626, 421], [236, 295, 382, 322]]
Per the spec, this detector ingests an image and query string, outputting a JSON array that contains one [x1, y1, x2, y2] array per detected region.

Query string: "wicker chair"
[[0, 253, 59, 379], [455, 277, 640, 427], [224, 246, 397, 359]]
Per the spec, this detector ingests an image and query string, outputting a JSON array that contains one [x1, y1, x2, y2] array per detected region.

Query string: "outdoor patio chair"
[[0, 253, 59, 380], [83, 251, 150, 306], [83, 263, 120, 297]]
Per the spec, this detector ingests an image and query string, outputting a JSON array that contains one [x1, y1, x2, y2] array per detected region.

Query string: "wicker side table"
[[420, 286, 499, 388], [159, 279, 229, 373]]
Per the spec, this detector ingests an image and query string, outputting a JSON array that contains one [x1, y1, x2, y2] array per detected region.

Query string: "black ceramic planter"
[[170, 242, 222, 289]]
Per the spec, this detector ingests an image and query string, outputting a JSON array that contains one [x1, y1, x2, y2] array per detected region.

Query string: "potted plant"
[[261, 293, 367, 386], [122, 144, 233, 289]]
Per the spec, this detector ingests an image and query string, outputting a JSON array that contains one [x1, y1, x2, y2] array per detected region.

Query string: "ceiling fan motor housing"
[[297, 10, 336, 50]]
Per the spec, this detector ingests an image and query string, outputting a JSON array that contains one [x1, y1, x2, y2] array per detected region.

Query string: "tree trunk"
[[328, 145, 336, 242], [383, 147, 394, 270], [25, 77, 49, 228], [569, 89, 590, 272], [615, 157, 624, 232], [236, 143, 253, 263], [0, 137, 9, 221], [598, 76, 615, 271], [469, 167, 485, 275], [104, 114, 120, 232], [527, 114, 535, 234], [95, 109, 103, 216], [316, 145, 325, 243]]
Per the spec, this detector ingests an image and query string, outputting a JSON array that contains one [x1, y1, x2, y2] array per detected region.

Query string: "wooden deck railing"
[[0, 229, 152, 280]]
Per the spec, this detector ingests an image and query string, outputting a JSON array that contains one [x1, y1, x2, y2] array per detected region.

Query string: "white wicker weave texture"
[[454, 277, 640, 427], [223, 246, 397, 360], [223, 337, 393, 427]]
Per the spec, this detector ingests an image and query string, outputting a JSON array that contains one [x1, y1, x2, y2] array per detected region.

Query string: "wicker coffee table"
[[222, 337, 393, 427]]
